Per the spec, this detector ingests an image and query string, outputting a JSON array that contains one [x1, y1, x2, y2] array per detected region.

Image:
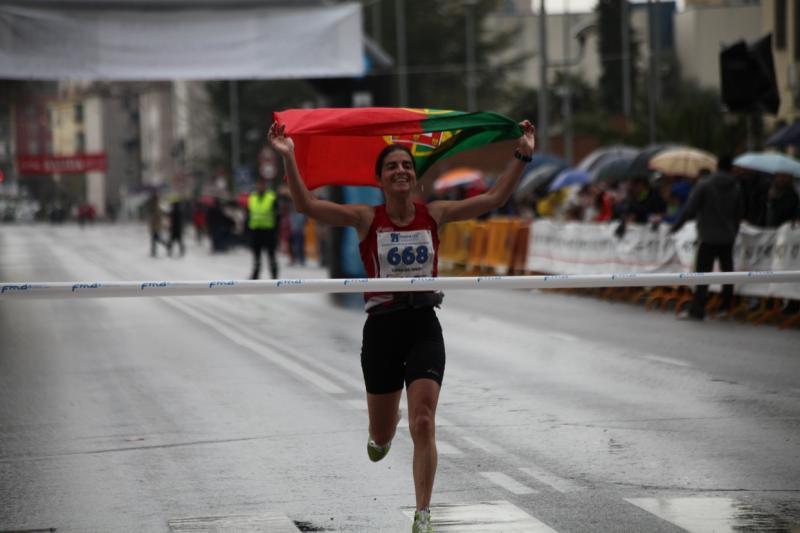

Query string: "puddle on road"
[[626, 497, 799, 533]]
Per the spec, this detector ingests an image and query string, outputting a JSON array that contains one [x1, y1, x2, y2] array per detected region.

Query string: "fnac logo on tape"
[[1, 283, 30, 294], [71, 282, 101, 292], [140, 281, 169, 290], [276, 279, 303, 288], [209, 280, 236, 289]]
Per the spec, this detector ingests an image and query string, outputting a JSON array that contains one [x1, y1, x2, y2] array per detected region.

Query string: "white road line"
[[403, 500, 557, 531], [461, 435, 509, 456], [181, 299, 361, 389], [520, 465, 584, 493], [167, 299, 346, 394], [626, 497, 761, 533], [480, 471, 538, 495], [436, 439, 464, 455], [169, 512, 300, 532], [547, 332, 578, 342], [344, 398, 366, 410], [642, 353, 692, 368]]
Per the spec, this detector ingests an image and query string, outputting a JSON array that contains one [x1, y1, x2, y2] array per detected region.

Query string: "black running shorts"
[[360, 307, 446, 394]]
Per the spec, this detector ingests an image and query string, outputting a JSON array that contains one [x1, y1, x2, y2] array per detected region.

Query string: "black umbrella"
[[513, 163, 567, 202], [765, 121, 800, 147], [592, 155, 636, 183], [624, 144, 682, 180]]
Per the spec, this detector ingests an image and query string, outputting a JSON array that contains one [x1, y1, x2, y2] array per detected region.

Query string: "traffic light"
[[720, 33, 780, 114]]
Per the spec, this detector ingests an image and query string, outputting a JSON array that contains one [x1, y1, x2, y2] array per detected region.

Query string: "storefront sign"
[[17, 153, 107, 175]]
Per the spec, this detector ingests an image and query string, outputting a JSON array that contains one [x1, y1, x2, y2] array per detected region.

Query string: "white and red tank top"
[[358, 203, 439, 312]]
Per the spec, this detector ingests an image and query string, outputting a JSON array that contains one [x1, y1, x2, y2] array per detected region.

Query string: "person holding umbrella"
[[670, 155, 744, 321]]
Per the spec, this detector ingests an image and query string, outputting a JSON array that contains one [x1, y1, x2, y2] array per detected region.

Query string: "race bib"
[[376, 229, 435, 278]]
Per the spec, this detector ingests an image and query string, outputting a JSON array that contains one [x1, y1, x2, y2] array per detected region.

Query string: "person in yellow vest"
[[248, 177, 279, 279]]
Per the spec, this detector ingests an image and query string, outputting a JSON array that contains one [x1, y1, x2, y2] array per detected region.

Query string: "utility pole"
[[465, 0, 478, 112], [229, 80, 240, 190], [538, 0, 549, 153], [562, 3, 573, 165], [647, 0, 656, 143], [395, 0, 408, 107], [621, 0, 632, 119]]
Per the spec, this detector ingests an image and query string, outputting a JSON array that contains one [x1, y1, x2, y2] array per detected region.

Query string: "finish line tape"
[[1, 271, 799, 300]]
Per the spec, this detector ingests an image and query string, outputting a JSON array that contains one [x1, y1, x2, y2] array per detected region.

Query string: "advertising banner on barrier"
[[525, 220, 682, 275], [527, 220, 800, 298]]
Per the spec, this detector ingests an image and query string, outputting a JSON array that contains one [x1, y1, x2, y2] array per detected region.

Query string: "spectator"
[[191, 201, 207, 243], [621, 178, 667, 224], [167, 199, 185, 257], [145, 191, 167, 257], [670, 155, 744, 321], [765, 172, 799, 228], [289, 209, 307, 265], [739, 170, 770, 226]]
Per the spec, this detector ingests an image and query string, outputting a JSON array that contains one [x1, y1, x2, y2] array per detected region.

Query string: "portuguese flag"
[[273, 107, 523, 190]]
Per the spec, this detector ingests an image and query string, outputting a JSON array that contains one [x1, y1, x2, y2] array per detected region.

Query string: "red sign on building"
[[17, 153, 108, 175]]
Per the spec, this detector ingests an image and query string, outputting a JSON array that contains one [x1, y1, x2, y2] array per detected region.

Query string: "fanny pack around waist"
[[368, 290, 445, 315]]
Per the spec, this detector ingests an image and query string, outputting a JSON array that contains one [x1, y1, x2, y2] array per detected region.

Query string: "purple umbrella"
[[548, 169, 591, 192]]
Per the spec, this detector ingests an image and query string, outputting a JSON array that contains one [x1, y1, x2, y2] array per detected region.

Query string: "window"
[[776, 0, 786, 50], [75, 132, 85, 153], [74, 104, 83, 123]]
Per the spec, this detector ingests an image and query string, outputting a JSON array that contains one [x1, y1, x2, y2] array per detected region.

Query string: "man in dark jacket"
[[671, 155, 744, 320], [765, 172, 799, 228]]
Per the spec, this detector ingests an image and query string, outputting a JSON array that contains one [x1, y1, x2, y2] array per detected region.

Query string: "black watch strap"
[[514, 149, 533, 163]]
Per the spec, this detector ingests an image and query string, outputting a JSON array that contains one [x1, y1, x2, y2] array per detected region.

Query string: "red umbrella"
[[433, 167, 484, 192]]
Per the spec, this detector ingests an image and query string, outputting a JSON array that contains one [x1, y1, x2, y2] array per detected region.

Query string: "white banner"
[[0, 3, 363, 80], [527, 220, 800, 299]]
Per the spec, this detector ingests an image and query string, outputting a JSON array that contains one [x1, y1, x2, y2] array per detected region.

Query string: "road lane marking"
[[167, 299, 346, 394], [480, 471, 538, 495], [625, 497, 784, 533], [402, 500, 557, 531], [520, 465, 584, 493], [461, 435, 509, 457], [547, 332, 578, 342], [642, 353, 692, 368], [437, 439, 464, 455], [181, 299, 361, 389], [169, 512, 300, 532]]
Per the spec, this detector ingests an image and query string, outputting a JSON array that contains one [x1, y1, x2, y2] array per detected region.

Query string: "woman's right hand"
[[268, 122, 294, 156]]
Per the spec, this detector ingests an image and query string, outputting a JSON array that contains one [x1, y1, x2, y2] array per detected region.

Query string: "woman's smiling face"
[[378, 149, 417, 195]]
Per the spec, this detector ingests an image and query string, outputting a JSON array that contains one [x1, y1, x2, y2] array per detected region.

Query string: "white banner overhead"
[[0, 2, 364, 80]]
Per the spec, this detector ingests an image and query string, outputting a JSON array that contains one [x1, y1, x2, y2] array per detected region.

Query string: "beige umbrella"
[[649, 148, 717, 178]]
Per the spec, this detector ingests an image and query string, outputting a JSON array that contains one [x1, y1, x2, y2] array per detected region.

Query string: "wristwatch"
[[514, 149, 533, 163]]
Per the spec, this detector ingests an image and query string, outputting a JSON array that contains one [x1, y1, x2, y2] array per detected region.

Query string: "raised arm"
[[427, 120, 536, 225], [268, 122, 373, 233]]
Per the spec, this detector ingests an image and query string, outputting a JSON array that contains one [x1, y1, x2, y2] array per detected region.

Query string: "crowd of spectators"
[[510, 165, 799, 232]]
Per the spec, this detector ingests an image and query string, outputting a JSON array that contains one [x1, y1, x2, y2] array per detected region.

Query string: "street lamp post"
[[538, 0, 549, 154], [395, 0, 408, 107]]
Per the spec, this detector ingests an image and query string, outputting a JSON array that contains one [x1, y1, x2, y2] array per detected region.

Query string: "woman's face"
[[379, 149, 417, 195]]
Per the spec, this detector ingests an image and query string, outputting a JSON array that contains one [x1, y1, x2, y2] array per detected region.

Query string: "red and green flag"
[[273, 107, 523, 189]]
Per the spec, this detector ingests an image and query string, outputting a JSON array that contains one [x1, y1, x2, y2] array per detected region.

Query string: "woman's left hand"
[[518, 120, 536, 157]]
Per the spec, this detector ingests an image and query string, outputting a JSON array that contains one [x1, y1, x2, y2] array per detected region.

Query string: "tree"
[[363, 0, 526, 112], [206, 79, 319, 183]]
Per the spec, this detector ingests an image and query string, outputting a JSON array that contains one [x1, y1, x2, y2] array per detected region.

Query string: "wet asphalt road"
[[1, 223, 799, 533]]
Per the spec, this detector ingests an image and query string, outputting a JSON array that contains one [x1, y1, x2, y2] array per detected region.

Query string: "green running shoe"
[[412, 509, 434, 533], [367, 438, 391, 462]]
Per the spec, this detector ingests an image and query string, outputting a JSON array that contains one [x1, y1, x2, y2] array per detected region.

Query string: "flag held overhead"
[[273, 107, 523, 190]]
